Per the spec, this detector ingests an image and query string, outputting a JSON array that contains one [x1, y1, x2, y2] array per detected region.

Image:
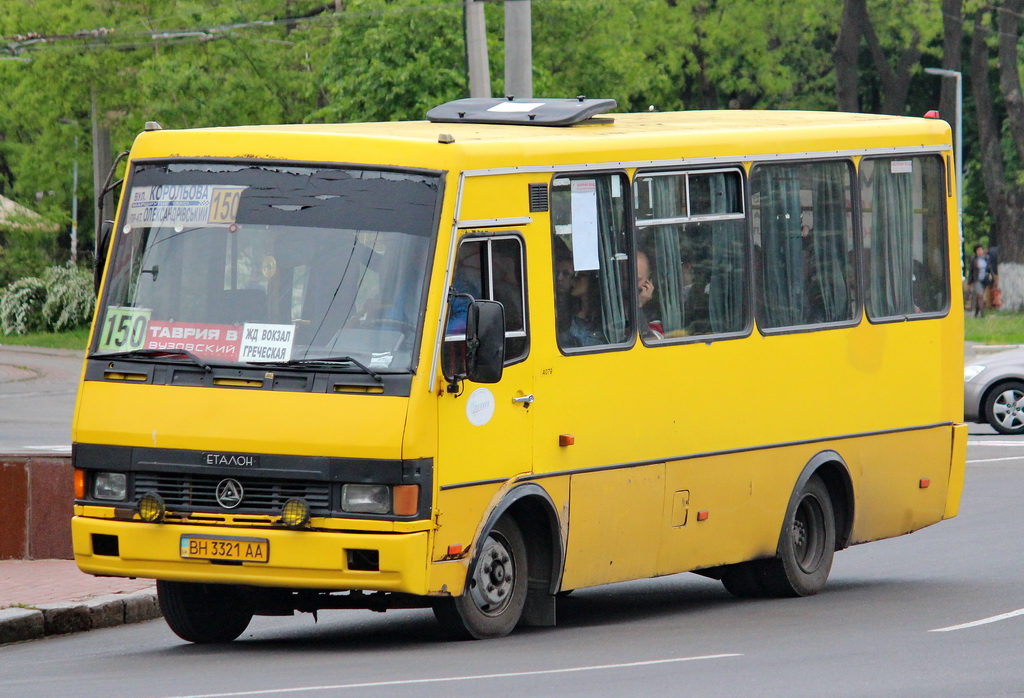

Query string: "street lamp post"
[[59, 119, 79, 264], [70, 134, 78, 265], [923, 67, 963, 256]]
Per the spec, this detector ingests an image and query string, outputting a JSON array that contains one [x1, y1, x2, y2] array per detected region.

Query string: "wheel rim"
[[792, 494, 826, 574], [992, 389, 1024, 431], [468, 531, 516, 617]]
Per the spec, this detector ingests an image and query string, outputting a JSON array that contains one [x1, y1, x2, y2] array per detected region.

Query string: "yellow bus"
[[72, 98, 966, 643]]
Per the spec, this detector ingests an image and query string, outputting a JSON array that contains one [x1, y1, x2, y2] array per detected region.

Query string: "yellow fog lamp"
[[137, 492, 166, 523], [281, 498, 311, 528]]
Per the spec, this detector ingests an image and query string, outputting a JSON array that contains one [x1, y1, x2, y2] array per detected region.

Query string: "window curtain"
[[758, 166, 803, 327], [869, 163, 914, 317], [596, 176, 629, 342], [811, 162, 851, 322], [709, 173, 745, 333], [653, 225, 685, 334]]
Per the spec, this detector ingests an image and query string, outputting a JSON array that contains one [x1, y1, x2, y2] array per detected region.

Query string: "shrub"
[[42, 263, 95, 332], [0, 264, 95, 335], [0, 276, 47, 335]]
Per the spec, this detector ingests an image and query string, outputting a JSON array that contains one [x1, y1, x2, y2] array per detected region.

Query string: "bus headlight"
[[342, 484, 391, 514], [93, 472, 127, 501]]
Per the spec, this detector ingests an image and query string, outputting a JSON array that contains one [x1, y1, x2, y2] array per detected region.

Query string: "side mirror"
[[94, 219, 114, 294], [465, 299, 505, 384]]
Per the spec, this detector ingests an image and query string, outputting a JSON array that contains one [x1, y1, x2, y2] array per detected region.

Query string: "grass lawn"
[[0, 327, 90, 350], [964, 311, 1024, 345]]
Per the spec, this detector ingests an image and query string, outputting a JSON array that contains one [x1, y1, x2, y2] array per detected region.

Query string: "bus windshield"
[[92, 162, 441, 373]]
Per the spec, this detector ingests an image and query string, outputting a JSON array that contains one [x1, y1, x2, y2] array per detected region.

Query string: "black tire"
[[984, 381, 1024, 435], [759, 475, 836, 598], [433, 517, 528, 640], [157, 580, 254, 644]]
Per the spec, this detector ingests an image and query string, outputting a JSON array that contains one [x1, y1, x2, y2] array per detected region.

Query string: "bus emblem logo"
[[215, 479, 244, 509]]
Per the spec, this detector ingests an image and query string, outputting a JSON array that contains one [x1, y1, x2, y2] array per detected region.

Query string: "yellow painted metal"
[[561, 464, 665, 589], [944, 423, 968, 519], [75, 381, 409, 458], [73, 107, 964, 602], [72, 516, 431, 594], [848, 427, 953, 544]]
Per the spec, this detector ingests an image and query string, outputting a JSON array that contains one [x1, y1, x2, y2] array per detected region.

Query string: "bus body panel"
[[71, 108, 964, 629], [74, 382, 409, 458], [72, 517, 430, 594], [945, 423, 968, 519]]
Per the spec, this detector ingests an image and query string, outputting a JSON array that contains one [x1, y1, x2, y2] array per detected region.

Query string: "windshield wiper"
[[258, 355, 382, 382], [92, 348, 212, 373]]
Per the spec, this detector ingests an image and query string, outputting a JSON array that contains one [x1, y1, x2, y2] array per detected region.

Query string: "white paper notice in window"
[[570, 180, 600, 271], [890, 160, 913, 174]]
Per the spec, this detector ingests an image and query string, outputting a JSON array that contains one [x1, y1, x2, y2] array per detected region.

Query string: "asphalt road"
[[0, 345, 80, 454], [0, 428, 1021, 698]]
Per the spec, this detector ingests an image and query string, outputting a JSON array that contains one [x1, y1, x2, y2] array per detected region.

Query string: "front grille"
[[133, 472, 331, 515]]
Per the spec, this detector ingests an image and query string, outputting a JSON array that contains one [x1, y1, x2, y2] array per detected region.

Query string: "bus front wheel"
[[157, 580, 254, 643], [433, 516, 528, 640], [760, 475, 836, 597]]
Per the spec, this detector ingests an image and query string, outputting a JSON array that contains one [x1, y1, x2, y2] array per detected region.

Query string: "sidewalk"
[[0, 559, 159, 644]]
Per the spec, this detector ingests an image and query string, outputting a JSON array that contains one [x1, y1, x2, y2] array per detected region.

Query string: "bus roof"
[[129, 109, 953, 171]]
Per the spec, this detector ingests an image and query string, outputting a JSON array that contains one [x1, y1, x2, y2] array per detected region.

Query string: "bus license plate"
[[180, 535, 269, 563]]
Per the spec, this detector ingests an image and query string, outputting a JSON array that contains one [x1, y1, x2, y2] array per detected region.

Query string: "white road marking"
[[966, 456, 1024, 463], [170, 654, 743, 697], [16, 445, 72, 453], [930, 607, 1024, 632], [967, 441, 1024, 447]]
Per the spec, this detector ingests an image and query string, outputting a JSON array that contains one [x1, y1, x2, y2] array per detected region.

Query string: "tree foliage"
[[0, 0, 1020, 270]]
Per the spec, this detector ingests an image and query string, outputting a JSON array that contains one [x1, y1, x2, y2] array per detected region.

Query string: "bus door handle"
[[512, 394, 534, 406]]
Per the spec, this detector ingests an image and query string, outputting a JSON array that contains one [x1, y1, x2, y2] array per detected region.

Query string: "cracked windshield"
[[93, 163, 441, 373]]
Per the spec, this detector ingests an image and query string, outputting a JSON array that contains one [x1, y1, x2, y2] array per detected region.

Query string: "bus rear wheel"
[[760, 475, 836, 597], [157, 580, 254, 643], [433, 517, 528, 640]]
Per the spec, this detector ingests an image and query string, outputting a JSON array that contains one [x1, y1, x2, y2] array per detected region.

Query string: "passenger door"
[[437, 234, 533, 488]]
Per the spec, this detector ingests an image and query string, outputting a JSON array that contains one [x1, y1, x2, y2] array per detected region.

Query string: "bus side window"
[[633, 169, 747, 340], [860, 155, 948, 318], [751, 160, 857, 330], [550, 173, 633, 351], [443, 235, 528, 378]]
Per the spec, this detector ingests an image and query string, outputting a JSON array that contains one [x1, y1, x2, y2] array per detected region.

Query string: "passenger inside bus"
[[564, 271, 604, 347], [636, 249, 663, 340]]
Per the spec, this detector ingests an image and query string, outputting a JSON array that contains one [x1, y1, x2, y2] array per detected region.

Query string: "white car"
[[964, 348, 1024, 434]]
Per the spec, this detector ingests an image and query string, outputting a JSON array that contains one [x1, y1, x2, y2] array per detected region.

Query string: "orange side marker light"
[[393, 485, 420, 516], [559, 434, 575, 447], [919, 478, 931, 489], [696, 510, 709, 522]]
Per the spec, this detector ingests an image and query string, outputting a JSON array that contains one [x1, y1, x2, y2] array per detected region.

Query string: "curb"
[[971, 344, 1022, 355], [0, 590, 161, 645]]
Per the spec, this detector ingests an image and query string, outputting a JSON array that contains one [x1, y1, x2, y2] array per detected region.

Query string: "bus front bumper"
[[72, 516, 432, 595]]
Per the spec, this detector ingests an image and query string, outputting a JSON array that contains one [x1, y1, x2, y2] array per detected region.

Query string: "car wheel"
[[433, 516, 528, 640], [984, 381, 1024, 435]]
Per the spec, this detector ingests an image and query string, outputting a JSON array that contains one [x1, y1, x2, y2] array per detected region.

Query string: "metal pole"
[[71, 135, 78, 265], [465, 0, 491, 98], [924, 67, 964, 258], [504, 0, 532, 99]]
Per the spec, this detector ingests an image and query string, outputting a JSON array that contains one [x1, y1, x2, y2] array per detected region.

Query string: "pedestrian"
[[966, 244, 991, 318]]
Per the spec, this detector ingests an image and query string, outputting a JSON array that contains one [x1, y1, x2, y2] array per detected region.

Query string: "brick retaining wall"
[[0, 455, 73, 560]]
